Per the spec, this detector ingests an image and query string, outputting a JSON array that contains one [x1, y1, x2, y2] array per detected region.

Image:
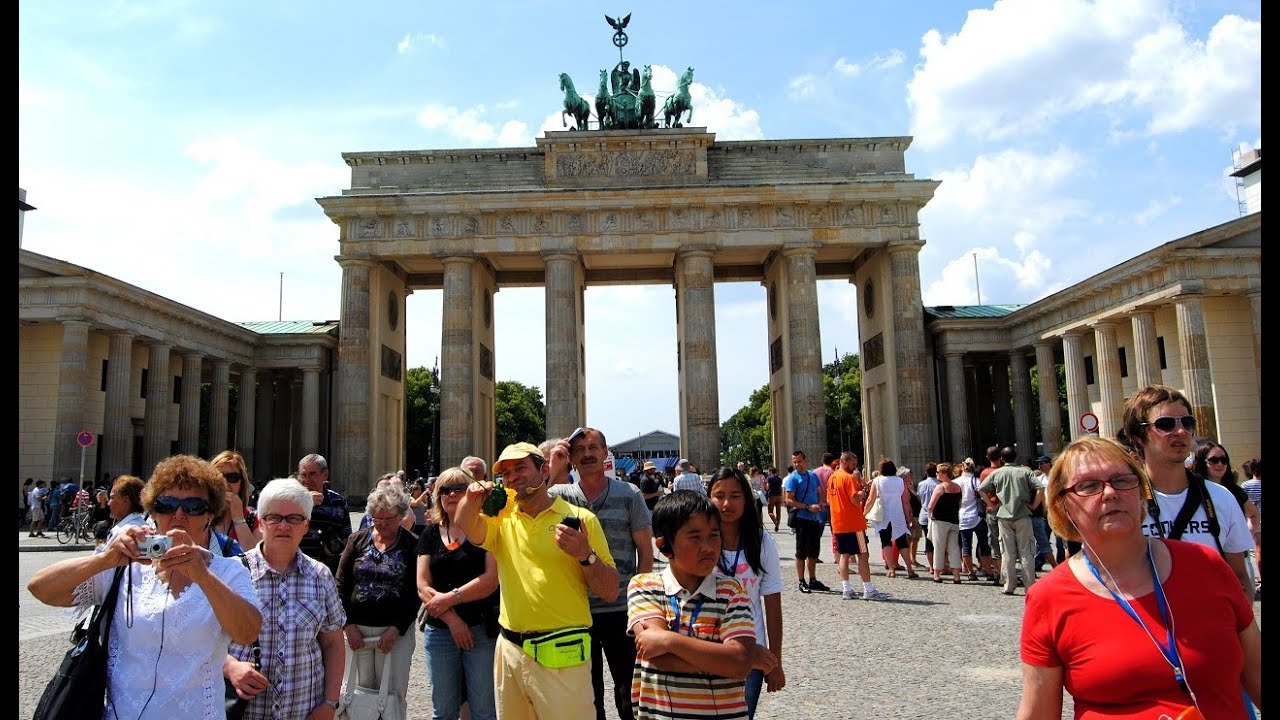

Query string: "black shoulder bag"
[[225, 554, 261, 720], [34, 565, 127, 720]]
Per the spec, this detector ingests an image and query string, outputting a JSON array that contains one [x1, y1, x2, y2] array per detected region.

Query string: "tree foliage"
[[405, 366, 440, 475], [494, 380, 546, 451], [720, 385, 773, 470]]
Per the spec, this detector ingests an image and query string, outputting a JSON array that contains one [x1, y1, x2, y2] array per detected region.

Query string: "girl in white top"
[[863, 458, 919, 579], [709, 466, 784, 719]]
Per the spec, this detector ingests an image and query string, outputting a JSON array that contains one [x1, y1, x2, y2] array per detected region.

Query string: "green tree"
[[824, 352, 863, 459], [494, 380, 546, 451], [720, 385, 773, 469], [405, 366, 441, 475]]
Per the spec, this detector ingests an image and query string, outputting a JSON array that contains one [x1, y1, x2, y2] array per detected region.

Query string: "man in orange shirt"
[[827, 452, 888, 601]]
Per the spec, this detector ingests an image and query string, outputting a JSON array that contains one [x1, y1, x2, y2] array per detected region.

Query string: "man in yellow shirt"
[[455, 441, 619, 719]]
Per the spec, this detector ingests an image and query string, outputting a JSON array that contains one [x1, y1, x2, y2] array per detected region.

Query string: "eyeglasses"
[[262, 513, 307, 526], [1205, 456, 1229, 466], [370, 514, 402, 524], [1142, 414, 1197, 434], [152, 495, 211, 516], [221, 472, 244, 484], [1065, 473, 1142, 497], [438, 485, 468, 496]]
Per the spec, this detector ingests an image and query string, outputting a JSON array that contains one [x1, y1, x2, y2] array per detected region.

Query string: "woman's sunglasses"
[[1205, 456, 1229, 466], [152, 495, 211, 516], [438, 485, 468, 497], [221, 472, 244, 484]]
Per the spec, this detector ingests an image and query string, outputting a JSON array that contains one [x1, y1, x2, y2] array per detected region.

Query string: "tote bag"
[[34, 566, 127, 720], [336, 639, 405, 720], [864, 478, 886, 526]]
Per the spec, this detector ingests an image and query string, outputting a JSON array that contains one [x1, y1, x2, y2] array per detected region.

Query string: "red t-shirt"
[[1021, 540, 1253, 718], [827, 469, 866, 534]]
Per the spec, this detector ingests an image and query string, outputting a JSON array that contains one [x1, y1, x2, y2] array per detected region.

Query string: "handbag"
[[336, 639, 405, 720], [864, 479, 886, 525], [34, 565, 127, 720]]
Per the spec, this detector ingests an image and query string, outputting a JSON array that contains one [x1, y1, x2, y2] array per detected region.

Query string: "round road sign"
[[76, 431, 95, 448], [1079, 412, 1100, 434]]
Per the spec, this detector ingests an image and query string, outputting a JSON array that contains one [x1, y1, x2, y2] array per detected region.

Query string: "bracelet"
[[233, 519, 249, 527], [451, 588, 463, 601]]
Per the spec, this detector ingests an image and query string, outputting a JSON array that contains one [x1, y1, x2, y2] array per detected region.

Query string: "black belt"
[[500, 626, 582, 645]]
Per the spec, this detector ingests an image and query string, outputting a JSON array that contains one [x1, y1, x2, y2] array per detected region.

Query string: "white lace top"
[[76, 554, 260, 719]]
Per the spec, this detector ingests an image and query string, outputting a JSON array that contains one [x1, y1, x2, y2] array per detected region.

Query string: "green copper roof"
[[238, 320, 339, 335], [924, 304, 1023, 320]]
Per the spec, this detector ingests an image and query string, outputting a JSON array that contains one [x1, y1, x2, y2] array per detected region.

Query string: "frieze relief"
[[358, 218, 382, 238], [554, 149, 696, 178], [394, 219, 414, 237]]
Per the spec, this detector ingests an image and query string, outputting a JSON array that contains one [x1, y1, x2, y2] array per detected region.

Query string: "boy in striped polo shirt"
[[627, 490, 776, 719]]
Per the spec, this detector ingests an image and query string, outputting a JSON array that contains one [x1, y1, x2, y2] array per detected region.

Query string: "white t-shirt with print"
[[1142, 478, 1253, 554]]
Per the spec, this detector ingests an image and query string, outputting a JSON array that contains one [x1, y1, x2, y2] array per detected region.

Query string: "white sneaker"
[[862, 589, 890, 602], [842, 588, 859, 600]]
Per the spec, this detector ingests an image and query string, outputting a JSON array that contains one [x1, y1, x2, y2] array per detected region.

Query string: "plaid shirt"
[[230, 547, 346, 720]]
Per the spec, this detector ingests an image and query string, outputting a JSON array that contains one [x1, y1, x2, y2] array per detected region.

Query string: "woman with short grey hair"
[[335, 485, 420, 719]]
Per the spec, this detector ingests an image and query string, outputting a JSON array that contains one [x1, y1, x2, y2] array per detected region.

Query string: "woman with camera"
[[225, 478, 348, 719], [28, 454, 262, 719]]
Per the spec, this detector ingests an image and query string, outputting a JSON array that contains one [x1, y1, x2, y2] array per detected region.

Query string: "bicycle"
[[56, 508, 94, 544]]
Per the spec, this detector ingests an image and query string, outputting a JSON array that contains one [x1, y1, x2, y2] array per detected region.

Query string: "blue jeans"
[[423, 623, 497, 720], [1031, 517, 1052, 558], [745, 668, 764, 718]]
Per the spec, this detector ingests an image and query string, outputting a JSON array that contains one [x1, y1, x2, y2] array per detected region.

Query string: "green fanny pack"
[[519, 628, 590, 669]]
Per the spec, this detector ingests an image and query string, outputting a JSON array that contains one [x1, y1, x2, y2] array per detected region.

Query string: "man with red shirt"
[[827, 452, 887, 601]]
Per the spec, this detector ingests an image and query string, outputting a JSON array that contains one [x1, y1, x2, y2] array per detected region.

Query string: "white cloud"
[[397, 32, 446, 55], [908, 0, 1262, 150], [788, 74, 819, 100], [870, 49, 905, 70], [833, 58, 861, 77], [1132, 195, 1182, 226], [416, 103, 533, 146]]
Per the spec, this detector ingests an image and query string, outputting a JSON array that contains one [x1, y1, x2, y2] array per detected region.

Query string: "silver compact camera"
[[139, 534, 172, 559]]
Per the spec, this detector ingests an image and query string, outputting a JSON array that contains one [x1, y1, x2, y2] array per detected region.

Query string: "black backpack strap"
[[1167, 471, 1225, 555]]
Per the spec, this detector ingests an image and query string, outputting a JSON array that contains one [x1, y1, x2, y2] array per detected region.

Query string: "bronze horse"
[[663, 66, 694, 128], [559, 73, 591, 131]]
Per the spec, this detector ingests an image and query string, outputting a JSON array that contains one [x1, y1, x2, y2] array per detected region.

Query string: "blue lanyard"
[[1083, 543, 1188, 695], [719, 546, 743, 576], [668, 594, 706, 636]]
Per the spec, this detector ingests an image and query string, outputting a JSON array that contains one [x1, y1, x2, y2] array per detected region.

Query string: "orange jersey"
[[827, 469, 867, 533]]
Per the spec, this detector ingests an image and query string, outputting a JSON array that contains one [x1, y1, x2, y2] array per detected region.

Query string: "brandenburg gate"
[[316, 128, 940, 484]]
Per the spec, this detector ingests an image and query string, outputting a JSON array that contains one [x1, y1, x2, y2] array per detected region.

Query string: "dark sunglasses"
[[221, 472, 244, 484], [1205, 456, 1229, 466], [1142, 414, 1197, 434], [152, 495, 211, 516], [438, 485, 468, 496]]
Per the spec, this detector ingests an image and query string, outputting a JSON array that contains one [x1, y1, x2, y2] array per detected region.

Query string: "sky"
[[19, 0, 1261, 446]]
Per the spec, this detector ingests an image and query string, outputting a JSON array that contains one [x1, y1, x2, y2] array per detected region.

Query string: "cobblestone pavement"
[[17, 524, 1262, 718]]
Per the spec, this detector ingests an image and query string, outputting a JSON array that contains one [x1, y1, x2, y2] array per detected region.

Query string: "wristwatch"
[[323, 699, 340, 709], [579, 551, 598, 567]]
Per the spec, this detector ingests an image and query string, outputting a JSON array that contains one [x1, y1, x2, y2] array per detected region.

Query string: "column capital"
[[540, 249, 580, 263], [779, 243, 820, 259], [1033, 338, 1057, 350], [944, 350, 965, 359], [885, 239, 926, 255], [336, 256, 379, 269], [58, 317, 92, 328], [1088, 318, 1121, 329], [442, 254, 478, 267], [110, 330, 136, 340], [676, 246, 716, 260]]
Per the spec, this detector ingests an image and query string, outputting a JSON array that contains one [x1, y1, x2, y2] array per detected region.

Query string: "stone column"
[[254, 372, 275, 481], [543, 251, 583, 439], [888, 242, 934, 472], [235, 368, 257, 468], [1092, 321, 1124, 439], [272, 375, 292, 474], [208, 361, 231, 453], [440, 256, 476, 467], [945, 352, 971, 458], [102, 332, 134, 478], [991, 359, 1013, 444], [143, 342, 173, 473], [289, 376, 303, 465], [1249, 292, 1261, 393], [1009, 350, 1035, 461], [178, 353, 202, 455], [1130, 310, 1161, 388], [334, 259, 374, 493], [1034, 340, 1063, 453], [1175, 294, 1216, 438], [1061, 332, 1088, 440], [301, 368, 320, 455], [783, 246, 826, 462], [675, 249, 720, 469], [53, 320, 91, 482]]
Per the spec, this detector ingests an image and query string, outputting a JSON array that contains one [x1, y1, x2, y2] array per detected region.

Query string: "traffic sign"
[[76, 431, 95, 448], [1079, 412, 1100, 434]]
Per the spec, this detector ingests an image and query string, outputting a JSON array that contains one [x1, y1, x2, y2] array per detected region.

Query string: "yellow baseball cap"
[[493, 442, 545, 474]]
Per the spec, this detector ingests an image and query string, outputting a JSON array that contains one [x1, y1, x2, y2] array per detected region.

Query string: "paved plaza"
[[15, 521, 1263, 719]]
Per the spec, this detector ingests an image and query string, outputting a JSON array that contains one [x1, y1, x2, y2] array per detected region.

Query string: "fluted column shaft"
[[1034, 341, 1063, 453], [235, 368, 257, 469], [179, 353, 203, 455], [1062, 332, 1088, 440], [1092, 322, 1123, 438], [1249, 292, 1261, 392], [335, 259, 374, 492], [543, 252, 583, 439], [1010, 351, 1034, 462], [991, 360, 1012, 445], [945, 352, 971, 458], [143, 342, 173, 474], [888, 243, 934, 472], [783, 247, 825, 462], [675, 249, 720, 469], [1130, 310, 1161, 388], [302, 368, 320, 454], [440, 257, 476, 468], [208, 361, 230, 453], [103, 332, 135, 479], [254, 372, 275, 481], [53, 320, 91, 482], [1175, 295, 1216, 439]]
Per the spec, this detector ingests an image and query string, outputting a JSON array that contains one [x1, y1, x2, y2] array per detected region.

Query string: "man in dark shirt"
[[637, 461, 663, 511], [297, 453, 352, 573]]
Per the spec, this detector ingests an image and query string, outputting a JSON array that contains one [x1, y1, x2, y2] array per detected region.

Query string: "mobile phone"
[[561, 516, 582, 531]]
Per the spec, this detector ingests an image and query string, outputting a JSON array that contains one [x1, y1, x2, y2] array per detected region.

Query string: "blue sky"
[[19, 0, 1261, 446]]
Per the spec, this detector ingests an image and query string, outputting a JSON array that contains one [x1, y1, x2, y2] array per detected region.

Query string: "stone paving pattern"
[[17, 522, 1262, 718]]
